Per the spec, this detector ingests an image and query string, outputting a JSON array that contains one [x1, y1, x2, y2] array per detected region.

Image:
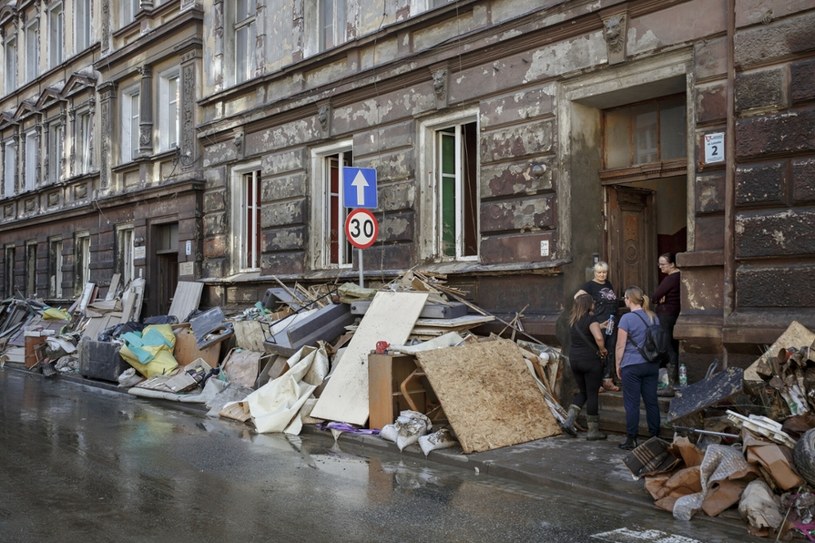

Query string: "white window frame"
[[25, 16, 39, 83], [75, 0, 91, 53], [4, 34, 17, 93], [47, 121, 64, 184], [24, 128, 38, 192], [48, 2, 64, 68], [121, 0, 139, 28], [418, 109, 480, 262], [75, 232, 90, 289], [121, 87, 140, 163], [233, 0, 257, 85], [75, 109, 92, 174], [318, 0, 346, 51], [230, 161, 262, 272], [4, 140, 16, 197], [5, 246, 14, 297], [309, 140, 353, 270], [117, 226, 135, 286], [158, 69, 180, 152], [49, 237, 63, 298], [410, 0, 455, 15], [25, 241, 37, 296]]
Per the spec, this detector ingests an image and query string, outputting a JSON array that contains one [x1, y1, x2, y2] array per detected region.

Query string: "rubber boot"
[[562, 404, 580, 437], [618, 436, 638, 450], [585, 415, 607, 441]]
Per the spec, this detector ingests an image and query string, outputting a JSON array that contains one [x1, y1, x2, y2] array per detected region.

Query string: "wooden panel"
[[310, 292, 428, 425], [368, 354, 422, 430], [416, 338, 560, 453], [168, 281, 204, 323]]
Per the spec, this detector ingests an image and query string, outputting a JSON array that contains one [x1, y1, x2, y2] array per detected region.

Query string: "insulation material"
[[415, 338, 560, 453]]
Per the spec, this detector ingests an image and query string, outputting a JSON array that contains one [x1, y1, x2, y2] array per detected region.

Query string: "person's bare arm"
[[574, 289, 588, 300], [589, 322, 607, 356]]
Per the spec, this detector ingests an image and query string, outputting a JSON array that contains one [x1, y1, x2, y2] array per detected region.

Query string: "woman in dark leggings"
[[562, 294, 608, 440]]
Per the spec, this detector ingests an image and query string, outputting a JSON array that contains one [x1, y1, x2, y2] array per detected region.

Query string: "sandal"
[[601, 379, 620, 392]]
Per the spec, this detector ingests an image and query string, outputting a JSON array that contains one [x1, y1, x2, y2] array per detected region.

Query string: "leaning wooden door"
[[606, 186, 657, 296]]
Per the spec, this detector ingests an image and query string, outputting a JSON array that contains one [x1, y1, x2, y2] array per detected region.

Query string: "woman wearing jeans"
[[615, 286, 661, 450]]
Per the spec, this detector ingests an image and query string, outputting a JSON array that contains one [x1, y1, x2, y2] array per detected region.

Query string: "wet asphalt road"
[[1, 369, 761, 543]]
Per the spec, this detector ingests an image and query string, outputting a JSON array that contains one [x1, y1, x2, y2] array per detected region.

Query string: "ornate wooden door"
[[606, 186, 657, 297]]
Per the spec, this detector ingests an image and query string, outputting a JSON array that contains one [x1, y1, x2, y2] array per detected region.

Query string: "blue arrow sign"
[[343, 167, 377, 209]]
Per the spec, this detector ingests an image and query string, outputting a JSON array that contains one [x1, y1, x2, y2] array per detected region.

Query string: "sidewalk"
[[14, 365, 748, 533]]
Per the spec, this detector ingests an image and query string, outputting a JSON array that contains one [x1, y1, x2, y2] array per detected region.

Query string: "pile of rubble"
[[626, 321, 815, 540]]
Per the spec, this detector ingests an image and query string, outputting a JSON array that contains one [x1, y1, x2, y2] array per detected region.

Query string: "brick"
[[695, 174, 725, 213], [792, 158, 815, 202], [791, 58, 815, 103], [734, 11, 815, 67], [735, 68, 785, 112], [736, 110, 815, 158], [735, 162, 786, 206], [696, 84, 727, 124], [737, 265, 815, 307], [736, 209, 815, 257]]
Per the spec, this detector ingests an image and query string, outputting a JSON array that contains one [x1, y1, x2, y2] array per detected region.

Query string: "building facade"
[[2, 0, 814, 376]]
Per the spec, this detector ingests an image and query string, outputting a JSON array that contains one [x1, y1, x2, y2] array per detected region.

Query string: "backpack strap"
[[625, 311, 653, 360]]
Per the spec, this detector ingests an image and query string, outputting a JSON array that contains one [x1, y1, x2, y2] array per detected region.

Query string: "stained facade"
[[1, 1, 814, 374]]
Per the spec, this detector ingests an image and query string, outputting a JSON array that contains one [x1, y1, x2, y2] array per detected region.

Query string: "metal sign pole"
[[358, 248, 364, 288]]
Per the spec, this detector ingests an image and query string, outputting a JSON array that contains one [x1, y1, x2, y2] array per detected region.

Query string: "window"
[[230, 165, 262, 271], [420, 116, 479, 260], [49, 2, 64, 67], [410, 0, 455, 16], [603, 94, 687, 169], [75, 109, 92, 174], [3, 140, 16, 197], [117, 227, 134, 286], [24, 129, 38, 192], [25, 17, 39, 83], [49, 238, 63, 298], [121, 88, 139, 163], [26, 242, 36, 296], [310, 143, 352, 268], [4, 34, 17, 93], [75, 0, 91, 53], [47, 122, 64, 183], [158, 71, 179, 151], [121, 0, 139, 27], [75, 233, 90, 290], [4, 246, 14, 297], [234, 0, 257, 84], [319, 0, 346, 51]]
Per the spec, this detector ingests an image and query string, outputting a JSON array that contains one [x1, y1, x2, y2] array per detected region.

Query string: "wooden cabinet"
[[368, 353, 426, 430]]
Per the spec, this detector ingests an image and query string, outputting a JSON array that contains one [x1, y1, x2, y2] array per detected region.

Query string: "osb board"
[[310, 291, 428, 425], [745, 321, 815, 382], [415, 339, 560, 453]]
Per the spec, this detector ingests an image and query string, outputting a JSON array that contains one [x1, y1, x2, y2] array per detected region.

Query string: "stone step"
[[597, 391, 675, 439]]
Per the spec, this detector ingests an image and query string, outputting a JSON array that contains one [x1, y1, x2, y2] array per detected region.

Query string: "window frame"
[[121, 0, 140, 28], [419, 110, 480, 262], [24, 15, 39, 83], [158, 69, 180, 152], [233, 0, 257, 85], [48, 2, 64, 68], [4, 245, 14, 297], [230, 161, 263, 273], [46, 120, 64, 184], [75, 108, 92, 175], [23, 128, 38, 192], [48, 237, 63, 298], [25, 241, 37, 297], [310, 140, 353, 270], [116, 226, 135, 286], [4, 33, 17, 93], [74, 0, 91, 53], [318, 0, 346, 52], [3, 139, 17, 197], [75, 232, 90, 291], [121, 86, 140, 163]]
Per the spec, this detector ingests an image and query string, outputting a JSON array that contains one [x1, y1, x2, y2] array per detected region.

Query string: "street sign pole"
[[344, 208, 379, 289], [358, 248, 364, 288]]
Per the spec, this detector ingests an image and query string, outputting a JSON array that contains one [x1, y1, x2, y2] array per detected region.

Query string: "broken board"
[[745, 320, 815, 382], [416, 338, 560, 453], [168, 281, 204, 323], [310, 291, 428, 425]]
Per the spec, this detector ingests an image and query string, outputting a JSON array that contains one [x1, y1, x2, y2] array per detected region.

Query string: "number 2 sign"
[[704, 132, 725, 164], [345, 208, 379, 250]]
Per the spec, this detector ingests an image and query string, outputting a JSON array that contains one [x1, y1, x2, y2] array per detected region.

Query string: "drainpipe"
[[722, 0, 736, 368]]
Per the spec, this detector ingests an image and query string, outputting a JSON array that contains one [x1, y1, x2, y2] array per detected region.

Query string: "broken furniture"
[[78, 338, 129, 382], [190, 307, 234, 349], [264, 303, 354, 357], [368, 353, 433, 430], [667, 367, 744, 422]]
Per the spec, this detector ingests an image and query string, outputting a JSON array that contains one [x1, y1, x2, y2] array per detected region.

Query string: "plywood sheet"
[[416, 339, 560, 453], [168, 281, 204, 323], [310, 291, 428, 425]]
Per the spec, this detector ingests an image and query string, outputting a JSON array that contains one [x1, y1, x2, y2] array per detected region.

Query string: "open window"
[[230, 163, 262, 272], [310, 142, 353, 269], [25, 241, 36, 296], [49, 237, 63, 298]]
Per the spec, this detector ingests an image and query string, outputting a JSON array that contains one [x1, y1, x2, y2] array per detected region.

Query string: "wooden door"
[[156, 253, 178, 316], [606, 186, 657, 297]]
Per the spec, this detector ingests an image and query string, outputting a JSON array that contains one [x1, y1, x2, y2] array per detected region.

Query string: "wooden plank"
[[413, 314, 494, 328], [415, 339, 561, 453], [310, 291, 428, 425], [168, 281, 204, 322], [105, 273, 121, 301]]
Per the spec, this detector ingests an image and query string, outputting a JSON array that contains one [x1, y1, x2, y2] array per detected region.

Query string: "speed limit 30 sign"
[[345, 208, 379, 250]]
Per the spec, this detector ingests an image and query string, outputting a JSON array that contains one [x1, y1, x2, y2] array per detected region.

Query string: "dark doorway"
[[150, 223, 178, 317]]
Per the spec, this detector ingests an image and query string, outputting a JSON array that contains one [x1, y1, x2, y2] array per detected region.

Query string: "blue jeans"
[[621, 362, 660, 439]]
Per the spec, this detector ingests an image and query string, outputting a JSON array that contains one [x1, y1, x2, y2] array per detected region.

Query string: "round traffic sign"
[[345, 209, 379, 250]]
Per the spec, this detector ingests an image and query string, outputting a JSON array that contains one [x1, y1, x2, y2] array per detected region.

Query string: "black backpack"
[[627, 312, 670, 362]]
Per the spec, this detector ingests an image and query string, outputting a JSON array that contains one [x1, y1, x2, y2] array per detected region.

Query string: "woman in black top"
[[562, 294, 608, 440], [652, 253, 681, 386], [574, 261, 619, 392]]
